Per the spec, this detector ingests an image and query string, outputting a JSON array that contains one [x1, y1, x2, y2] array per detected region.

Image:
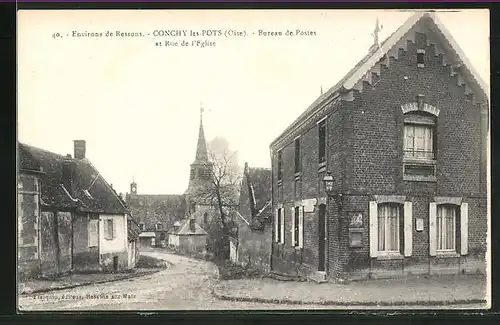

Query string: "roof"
[[138, 232, 156, 238], [126, 193, 186, 231], [270, 11, 489, 148], [172, 218, 207, 236], [19, 142, 129, 215], [239, 163, 272, 230]]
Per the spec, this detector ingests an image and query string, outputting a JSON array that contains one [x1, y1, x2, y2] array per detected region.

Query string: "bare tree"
[[195, 137, 241, 258]]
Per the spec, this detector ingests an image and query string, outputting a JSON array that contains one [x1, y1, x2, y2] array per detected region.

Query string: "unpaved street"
[[18, 251, 483, 311]]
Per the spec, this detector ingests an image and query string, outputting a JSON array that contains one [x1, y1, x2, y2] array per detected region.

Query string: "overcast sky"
[[17, 9, 490, 195]]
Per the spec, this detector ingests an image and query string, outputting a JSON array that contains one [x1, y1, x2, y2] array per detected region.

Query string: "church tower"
[[184, 105, 213, 215]]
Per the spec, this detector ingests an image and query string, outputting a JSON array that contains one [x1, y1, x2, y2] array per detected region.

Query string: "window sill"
[[435, 251, 460, 258], [376, 253, 404, 260], [403, 175, 437, 182]]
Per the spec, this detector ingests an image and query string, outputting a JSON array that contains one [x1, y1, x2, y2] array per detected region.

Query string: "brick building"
[[269, 12, 489, 281]]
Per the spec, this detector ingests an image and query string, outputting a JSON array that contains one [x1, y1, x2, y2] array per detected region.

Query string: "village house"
[[18, 140, 140, 279], [269, 12, 488, 282], [230, 163, 273, 271], [167, 217, 208, 255]]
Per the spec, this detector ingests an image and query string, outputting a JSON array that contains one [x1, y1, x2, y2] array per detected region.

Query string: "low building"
[[168, 218, 207, 255], [138, 232, 157, 247], [230, 163, 272, 271], [18, 140, 139, 278]]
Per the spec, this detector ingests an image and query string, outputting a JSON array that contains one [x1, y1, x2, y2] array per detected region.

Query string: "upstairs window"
[[139, 222, 145, 231], [318, 120, 326, 164], [294, 137, 301, 174], [417, 49, 425, 68], [155, 223, 162, 231], [404, 123, 434, 160], [277, 150, 283, 183]]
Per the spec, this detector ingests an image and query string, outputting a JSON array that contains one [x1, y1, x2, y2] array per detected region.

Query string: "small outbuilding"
[[168, 218, 207, 255]]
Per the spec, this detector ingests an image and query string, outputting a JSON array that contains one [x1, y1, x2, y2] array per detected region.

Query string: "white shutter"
[[299, 207, 304, 248], [369, 201, 378, 258], [103, 219, 109, 240], [280, 208, 285, 244], [274, 209, 278, 243], [460, 202, 469, 255], [113, 219, 117, 239], [429, 202, 437, 256], [404, 201, 413, 257], [291, 207, 295, 247]]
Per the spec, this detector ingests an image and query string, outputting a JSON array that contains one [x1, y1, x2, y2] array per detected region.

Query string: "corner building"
[[269, 12, 489, 281]]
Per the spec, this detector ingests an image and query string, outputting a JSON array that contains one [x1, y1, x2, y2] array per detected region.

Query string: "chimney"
[[73, 140, 86, 160], [62, 157, 76, 198]]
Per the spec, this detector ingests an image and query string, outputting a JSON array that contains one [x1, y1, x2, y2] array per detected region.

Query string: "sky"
[[17, 9, 490, 195]]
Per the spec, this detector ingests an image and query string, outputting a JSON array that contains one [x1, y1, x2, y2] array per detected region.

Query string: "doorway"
[[318, 204, 326, 272], [113, 256, 119, 271]]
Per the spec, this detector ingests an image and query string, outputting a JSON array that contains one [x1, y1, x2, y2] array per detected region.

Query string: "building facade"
[[18, 140, 139, 279], [269, 12, 489, 281]]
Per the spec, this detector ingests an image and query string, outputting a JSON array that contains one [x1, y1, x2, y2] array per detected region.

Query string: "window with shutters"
[[403, 111, 437, 181], [105, 219, 114, 240], [377, 204, 402, 253], [436, 205, 458, 252]]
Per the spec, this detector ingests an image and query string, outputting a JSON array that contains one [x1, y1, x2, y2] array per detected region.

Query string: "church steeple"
[[185, 103, 213, 197], [193, 104, 209, 164]]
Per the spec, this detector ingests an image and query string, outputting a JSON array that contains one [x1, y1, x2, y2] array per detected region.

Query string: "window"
[[104, 219, 114, 240], [275, 208, 285, 244], [189, 219, 196, 232], [318, 120, 326, 164], [156, 223, 162, 231], [277, 209, 282, 242], [294, 137, 301, 174], [139, 222, 145, 232], [277, 150, 283, 183], [417, 49, 425, 67], [190, 169, 195, 180], [293, 207, 300, 247], [404, 124, 434, 160], [377, 204, 401, 253], [437, 205, 457, 251]]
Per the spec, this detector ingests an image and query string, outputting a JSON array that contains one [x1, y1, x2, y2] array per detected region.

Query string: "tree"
[[197, 137, 241, 259]]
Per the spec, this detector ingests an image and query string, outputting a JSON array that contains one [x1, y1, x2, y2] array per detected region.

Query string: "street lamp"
[[323, 171, 343, 209]]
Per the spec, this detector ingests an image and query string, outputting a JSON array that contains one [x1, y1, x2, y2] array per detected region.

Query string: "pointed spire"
[[194, 102, 209, 164], [370, 17, 383, 51]]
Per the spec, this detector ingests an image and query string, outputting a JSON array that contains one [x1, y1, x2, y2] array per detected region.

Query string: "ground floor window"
[[378, 204, 400, 253], [437, 205, 457, 251]]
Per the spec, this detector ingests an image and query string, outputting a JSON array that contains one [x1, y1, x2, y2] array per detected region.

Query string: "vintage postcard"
[[17, 8, 490, 311]]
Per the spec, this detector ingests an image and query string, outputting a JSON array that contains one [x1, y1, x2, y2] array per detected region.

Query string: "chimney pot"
[[73, 140, 86, 160]]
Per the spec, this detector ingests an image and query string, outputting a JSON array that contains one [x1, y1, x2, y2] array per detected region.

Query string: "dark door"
[[318, 204, 326, 272], [113, 256, 119, 271]]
